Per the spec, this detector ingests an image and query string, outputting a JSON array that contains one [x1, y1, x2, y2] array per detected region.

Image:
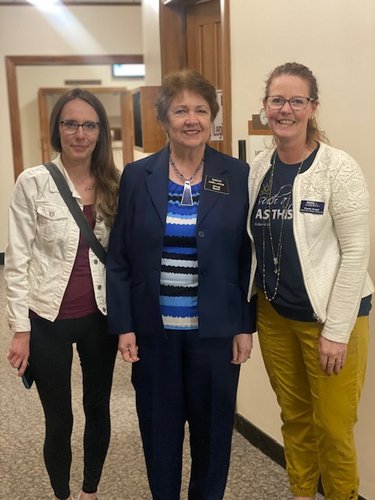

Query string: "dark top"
[[106, 145, 255, 337], [252, 147, 371, 320], [30, 205, 97, 321]]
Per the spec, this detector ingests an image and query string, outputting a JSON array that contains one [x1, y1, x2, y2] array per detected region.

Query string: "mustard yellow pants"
[[257, 291, 369, 499]]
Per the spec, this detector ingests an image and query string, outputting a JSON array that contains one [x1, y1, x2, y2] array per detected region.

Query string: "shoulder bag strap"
[[45, 162, 106, 264]]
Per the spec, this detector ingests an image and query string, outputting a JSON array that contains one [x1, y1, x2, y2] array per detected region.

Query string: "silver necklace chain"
[[169, 155, 203, 183], [169, 155, 203, 206], [262, 151, 305, 302]]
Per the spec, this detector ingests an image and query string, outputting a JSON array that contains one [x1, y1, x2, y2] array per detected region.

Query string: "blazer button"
[[198, 230, 205, 238]]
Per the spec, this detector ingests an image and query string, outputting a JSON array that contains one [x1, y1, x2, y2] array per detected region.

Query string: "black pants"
[[132, 332, 240, 500], [29, 312, 118, 500]]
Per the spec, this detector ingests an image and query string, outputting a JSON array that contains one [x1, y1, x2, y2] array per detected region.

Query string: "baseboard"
[[0, 253, 3, 265], [234, 413, 366, 500], [234, 413, 286, 468]]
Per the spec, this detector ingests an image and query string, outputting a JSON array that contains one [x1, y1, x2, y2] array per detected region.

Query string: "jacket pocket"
[[36, 203, 68, 243]]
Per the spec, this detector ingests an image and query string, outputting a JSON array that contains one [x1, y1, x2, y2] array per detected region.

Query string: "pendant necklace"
[[169, 155, 203, 206], [262, 151, 305, 302]]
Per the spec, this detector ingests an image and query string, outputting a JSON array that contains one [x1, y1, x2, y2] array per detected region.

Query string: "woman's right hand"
[[7, 331, 30, 376], [319, 336, 347, 375], [118, 332, 140, 363]]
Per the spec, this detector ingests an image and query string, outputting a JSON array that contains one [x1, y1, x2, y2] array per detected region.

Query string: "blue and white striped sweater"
[[160, 180, 201, 330]]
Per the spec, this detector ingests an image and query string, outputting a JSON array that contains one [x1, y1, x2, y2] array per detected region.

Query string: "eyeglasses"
[[265, 96, 315, 111], [60, 120, 100, 134]]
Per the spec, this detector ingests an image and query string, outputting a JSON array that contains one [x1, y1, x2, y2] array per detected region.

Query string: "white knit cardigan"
[[247, 142, 374, 343]]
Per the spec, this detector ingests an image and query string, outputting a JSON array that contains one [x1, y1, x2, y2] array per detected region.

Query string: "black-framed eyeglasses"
[[265, 96, 315, 111], [60, 120, 100, 134]]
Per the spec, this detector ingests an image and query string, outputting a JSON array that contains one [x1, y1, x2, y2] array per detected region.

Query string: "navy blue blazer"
[[107, 145, 254, 338]]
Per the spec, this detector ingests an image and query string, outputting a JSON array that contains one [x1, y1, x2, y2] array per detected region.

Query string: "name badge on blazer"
[[204, 176, 229, 195], [300, 200, 325, 214]]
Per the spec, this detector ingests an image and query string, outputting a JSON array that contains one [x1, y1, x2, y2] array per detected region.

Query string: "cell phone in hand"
[[20, 364, 34, 389]]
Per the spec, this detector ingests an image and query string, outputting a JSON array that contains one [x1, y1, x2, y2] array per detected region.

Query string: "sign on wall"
[[211, 89, 223, 141], [248, 113, 273, 163]]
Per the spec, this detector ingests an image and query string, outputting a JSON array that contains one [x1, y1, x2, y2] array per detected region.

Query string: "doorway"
[[5, 54, 143, 179]]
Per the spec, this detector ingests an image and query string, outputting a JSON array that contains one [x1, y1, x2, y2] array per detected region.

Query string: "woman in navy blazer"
[[107, 69, 254, 500]]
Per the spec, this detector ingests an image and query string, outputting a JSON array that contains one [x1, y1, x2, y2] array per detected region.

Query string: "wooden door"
[[186, 1, 221, 87], [159, 0, 231, 155], [185, 0, 224, 153]]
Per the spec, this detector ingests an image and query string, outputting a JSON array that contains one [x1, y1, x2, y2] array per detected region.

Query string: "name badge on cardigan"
[[300, 200, 325, 214], [204, 176, 229, 195]]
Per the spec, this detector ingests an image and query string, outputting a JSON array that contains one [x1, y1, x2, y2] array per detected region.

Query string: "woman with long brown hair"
[[6, 88, 119, 500]]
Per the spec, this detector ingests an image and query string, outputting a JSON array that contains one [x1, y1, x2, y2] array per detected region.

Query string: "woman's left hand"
[[231, 334, 253, 364], [319, 336, 348, 375]]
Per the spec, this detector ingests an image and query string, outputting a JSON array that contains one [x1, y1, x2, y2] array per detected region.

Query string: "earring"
[[259, 108, 268, 126]]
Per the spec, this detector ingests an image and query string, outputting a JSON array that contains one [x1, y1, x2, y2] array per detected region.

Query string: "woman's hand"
[[231, 333, 253, 364], [319, 336, 348, 375], [118, 332, 140, 363], [7, 331, 30, 376]]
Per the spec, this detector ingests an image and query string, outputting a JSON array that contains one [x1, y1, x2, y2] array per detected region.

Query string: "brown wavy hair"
[[264, 62, 328, 145], [49, 88, 119, 226], [155, 68, 219, 124]]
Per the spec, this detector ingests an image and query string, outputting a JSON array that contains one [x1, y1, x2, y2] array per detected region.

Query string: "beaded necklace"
[[262, 151, 305, 302]]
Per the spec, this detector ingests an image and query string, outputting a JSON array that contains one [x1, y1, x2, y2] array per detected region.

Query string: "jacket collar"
[[47, 154, 80, 199], [145, 147, 170, 226], [198, 145, 229, 227], [145, 144, 230, 227]]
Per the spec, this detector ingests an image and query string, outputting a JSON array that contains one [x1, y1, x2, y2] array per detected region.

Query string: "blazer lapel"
[[197, 146, 229, 227], [145, 147, 170, 227]]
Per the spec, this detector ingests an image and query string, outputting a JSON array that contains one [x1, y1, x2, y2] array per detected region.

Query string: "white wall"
[[231, 1, 375, 498], [142, 0, 162, 85], [0, 4, 142, 252]]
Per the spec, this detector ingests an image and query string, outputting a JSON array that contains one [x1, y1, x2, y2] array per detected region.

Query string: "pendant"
[[273, 257, 278, 266], [181, 181, 193, 206]]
